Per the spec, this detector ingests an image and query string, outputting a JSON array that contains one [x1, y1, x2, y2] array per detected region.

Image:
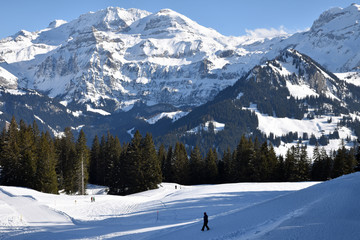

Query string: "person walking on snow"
[[201, 212, 210, 231]]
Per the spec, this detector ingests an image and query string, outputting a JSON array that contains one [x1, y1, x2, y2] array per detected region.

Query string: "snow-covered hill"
[[1, 173, 360, 239]]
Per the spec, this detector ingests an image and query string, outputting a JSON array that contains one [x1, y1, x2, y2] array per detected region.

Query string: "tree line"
[[0, 117, 359, 195]]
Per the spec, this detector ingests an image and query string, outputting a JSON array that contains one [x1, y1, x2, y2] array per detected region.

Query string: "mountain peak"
[[48, 20, 67, 29], [68, 7, 151, 32], [311, 3, 360, 31]]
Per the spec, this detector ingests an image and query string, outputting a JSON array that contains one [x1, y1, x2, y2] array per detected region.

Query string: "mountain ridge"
[[0, 4, 359, 155]]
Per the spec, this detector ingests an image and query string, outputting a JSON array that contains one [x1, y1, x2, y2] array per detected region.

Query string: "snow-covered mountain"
[[158, 48, 359, 156], [269, 3, 360, 73], [0, 7, 276, 112], [0, 4, 360, 152], [1, 5, 360, 111]]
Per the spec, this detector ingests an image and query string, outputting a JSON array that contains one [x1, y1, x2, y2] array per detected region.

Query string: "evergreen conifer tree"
[[89, 135, 100, 184], [107, 135, 123, 194], [18, 120, 37, 188], [75, 130, 90, 195], [222, 147, 234, 183], [57, 127, 77, 194], [205, 148, 218, 183], [189, 146, 204, 184], [157, 144, 167, 181], [0, 117, 21, 186], [163, 146, 174, 182], [35, 132, 58, 194], [172, 142, 189, 184], [140, 133, 162, 190], [122, 130, 143, 194], [234, 135, 253, 182]]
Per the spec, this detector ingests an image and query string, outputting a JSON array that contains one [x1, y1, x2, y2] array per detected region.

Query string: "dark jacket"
[[204, 213, 208, 223]]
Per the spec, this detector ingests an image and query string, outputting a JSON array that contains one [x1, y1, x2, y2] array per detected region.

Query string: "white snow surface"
[[246, 104, 358, 156], [144, 111, 189, 124], [187, 120, 225, 134], [1, 173, 360, 240], [86, 104, 111, 116], [336, 72, 360, 86], [0, 66, 17, 89]]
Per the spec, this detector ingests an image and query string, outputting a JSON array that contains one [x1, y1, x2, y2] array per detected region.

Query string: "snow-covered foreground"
[[1, 173, 360, 239]]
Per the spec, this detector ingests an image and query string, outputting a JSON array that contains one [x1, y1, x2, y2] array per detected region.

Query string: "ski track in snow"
[[1, 173, 360, 239]]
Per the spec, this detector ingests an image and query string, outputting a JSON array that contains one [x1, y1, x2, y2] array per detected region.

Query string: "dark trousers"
[[201, 221, 209, 231]]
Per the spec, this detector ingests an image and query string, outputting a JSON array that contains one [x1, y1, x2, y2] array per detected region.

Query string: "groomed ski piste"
[[1, 173, 360, 239]]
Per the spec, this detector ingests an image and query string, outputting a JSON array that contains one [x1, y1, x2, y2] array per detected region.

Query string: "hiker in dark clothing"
[[201, 212, 210, 231]]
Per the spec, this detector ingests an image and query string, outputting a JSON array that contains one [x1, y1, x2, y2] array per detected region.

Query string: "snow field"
[[245, 104, 358, 157], [1, 173, 360, 239]]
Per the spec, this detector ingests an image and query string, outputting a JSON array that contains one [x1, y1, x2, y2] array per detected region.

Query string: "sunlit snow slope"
[[1, 173, 360, 239]]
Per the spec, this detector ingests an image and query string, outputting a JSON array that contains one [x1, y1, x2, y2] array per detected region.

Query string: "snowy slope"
[[0, 66, 17, 89], [1, 173, 360, 240], [246, 104, 357, 156]]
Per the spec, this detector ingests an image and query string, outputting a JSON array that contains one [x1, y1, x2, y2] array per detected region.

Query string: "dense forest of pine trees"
[[0, 117, 359, 195]]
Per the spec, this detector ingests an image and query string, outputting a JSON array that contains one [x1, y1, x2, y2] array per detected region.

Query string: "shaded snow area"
[[187, 120, 225, 134], [1, 173, 360, 239], [245, 104, 358, 156]]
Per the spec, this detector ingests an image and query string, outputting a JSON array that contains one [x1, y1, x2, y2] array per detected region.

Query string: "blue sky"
[[0, 0, 357, 39]]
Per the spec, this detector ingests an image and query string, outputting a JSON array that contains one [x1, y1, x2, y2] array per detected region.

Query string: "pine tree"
[[311, 143, 322, 180], [222, 147, 234, 183], [0, 117, 21, 186], [284, 146, 297, 181], [267, 143, 279, 181], [163, 146, 173, 182], [189, 146, 204, 184], [172, 142, 189, 184], [275, 155, 286, 181], [140, 133, 162, 190], [205, 148, 218, 183], [107, 135, 123, 194], [97, 135, 107, 186], [158, 144, 167, 181], [17, 120, 37, 188], [248, 139, 264, 181], [331, 141, 356, 179], [35, 132, 58, 194], [234, 135, 253, 182], [320, 148, 333, 180], [75, 130, 90, 195], [345, 148, 357, 175], [122, 130, 143, 194], [89, 135, 100, 184], [297, 145, 310, 181], [56, 127, 77, 194]]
